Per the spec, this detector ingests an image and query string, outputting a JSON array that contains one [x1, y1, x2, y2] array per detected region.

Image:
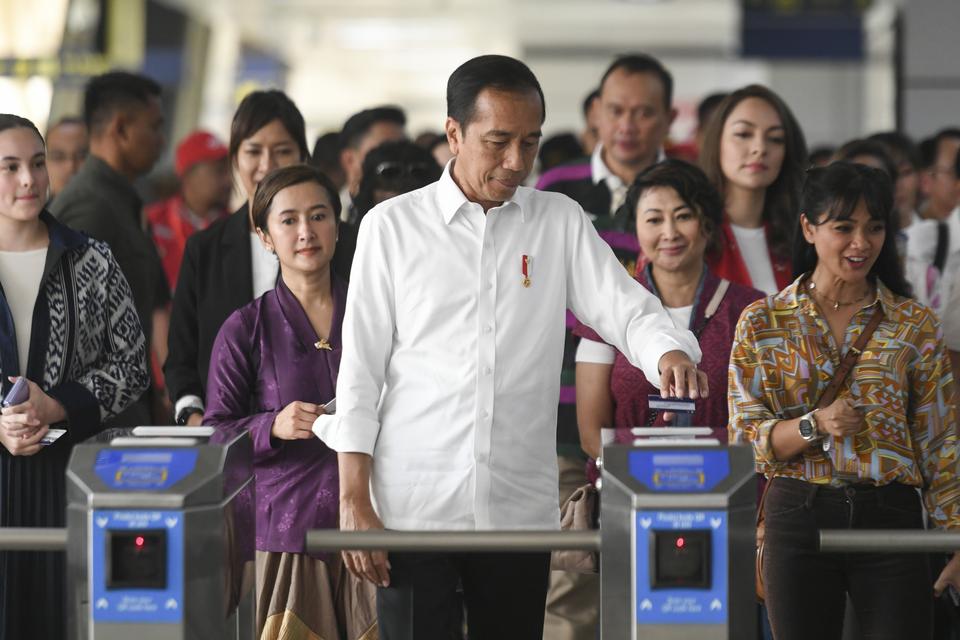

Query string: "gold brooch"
[[314, 338, 332, 351]]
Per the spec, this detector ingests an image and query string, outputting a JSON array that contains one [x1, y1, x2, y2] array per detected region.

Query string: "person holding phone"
[[728, 162, 960, 639], [0, 114, 148, 638], [203, 165, 375, 640]]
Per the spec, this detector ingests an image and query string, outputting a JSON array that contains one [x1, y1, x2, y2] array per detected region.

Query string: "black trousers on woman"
[[762, 477, 933, 640]]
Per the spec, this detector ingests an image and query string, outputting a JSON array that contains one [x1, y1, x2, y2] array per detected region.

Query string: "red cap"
[[175, 130, 228, 177]]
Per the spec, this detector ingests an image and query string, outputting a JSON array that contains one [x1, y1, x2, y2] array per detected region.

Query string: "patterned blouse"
[[728, 275, 960, 529]]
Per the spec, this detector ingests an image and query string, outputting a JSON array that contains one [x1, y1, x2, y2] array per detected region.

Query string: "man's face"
[[446, 88, 542, 211], [344, 120, 406, 194], [597, 69, 675, 172], [119, 96, 165, 177], [45, 122, 87, 197], [923, 137, 960, 217]]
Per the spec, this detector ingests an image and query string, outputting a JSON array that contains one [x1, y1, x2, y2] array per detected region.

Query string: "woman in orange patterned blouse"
[[729, 161, 960, 640]]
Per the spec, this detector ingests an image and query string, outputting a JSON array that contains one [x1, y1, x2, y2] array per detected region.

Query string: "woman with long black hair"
[[729, 161, 960, 639]]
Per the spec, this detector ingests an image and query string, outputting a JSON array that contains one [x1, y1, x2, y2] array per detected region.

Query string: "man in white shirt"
[[313, 54, 705, 640]]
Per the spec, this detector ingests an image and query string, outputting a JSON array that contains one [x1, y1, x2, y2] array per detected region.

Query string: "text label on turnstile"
[[94, 449, 198, 490], [635, 510, 728, 625], [629, 450, 730, 492], [91, 510, 184, 623]]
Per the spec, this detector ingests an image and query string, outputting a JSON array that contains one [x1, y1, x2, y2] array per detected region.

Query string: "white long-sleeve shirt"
[[313, 165, 701, 531]]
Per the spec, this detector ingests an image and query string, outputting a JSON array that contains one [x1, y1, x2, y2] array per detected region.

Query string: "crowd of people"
[[0, 48, 958, 640]]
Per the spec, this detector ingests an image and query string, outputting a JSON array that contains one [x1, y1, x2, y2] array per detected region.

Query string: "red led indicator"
[[135, 536, 145, 548], [675, 537, 685, 549]]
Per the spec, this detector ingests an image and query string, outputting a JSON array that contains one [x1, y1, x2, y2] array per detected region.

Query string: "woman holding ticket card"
[[574, 159, 763, 458], [203, 165, 375, 640], [728, 162, 960, 639], [0, 115, 148, 638]]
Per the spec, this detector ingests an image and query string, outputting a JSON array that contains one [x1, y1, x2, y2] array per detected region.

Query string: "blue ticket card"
[[647, 395, 696, 413]]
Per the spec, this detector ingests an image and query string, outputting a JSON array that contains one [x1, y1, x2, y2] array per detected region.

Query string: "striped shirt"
[[728, 275, 960, 529]]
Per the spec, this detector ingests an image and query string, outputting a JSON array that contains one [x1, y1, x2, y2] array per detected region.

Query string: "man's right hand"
[[340, 498, 391, 587], [186, 412, 204, 427]]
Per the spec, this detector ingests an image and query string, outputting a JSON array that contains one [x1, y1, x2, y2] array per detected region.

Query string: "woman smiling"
[[574, 159, 762, 457], [204, 165, 375, 640], [729, 162, 960, 639]]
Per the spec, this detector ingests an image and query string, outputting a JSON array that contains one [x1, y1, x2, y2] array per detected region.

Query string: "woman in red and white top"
[[699, 85, 808, 294]]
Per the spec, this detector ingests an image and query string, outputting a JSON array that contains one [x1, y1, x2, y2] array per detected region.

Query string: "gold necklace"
[[806, 280, 870, 311]]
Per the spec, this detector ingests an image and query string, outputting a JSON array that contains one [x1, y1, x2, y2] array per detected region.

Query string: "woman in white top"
[[699, 85, 808, 294], [0, 113, 148, 638]]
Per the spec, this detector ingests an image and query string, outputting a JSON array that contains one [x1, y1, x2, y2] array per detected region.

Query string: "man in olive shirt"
[[51, 71, 167, 426]]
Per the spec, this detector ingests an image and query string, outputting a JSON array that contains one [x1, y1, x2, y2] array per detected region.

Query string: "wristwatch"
[[798, 410, 820, 443], [176, 406, 203, 426]]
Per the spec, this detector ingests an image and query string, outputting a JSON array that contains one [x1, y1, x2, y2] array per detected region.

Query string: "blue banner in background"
[[741, 0, 870, 60]]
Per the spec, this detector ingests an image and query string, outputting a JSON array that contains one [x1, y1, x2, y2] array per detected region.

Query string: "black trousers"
[[762, 477, 933, 640], [376, 551, 551, 640]]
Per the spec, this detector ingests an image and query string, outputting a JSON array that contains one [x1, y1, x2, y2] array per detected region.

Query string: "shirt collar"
[[946, 206, 960, 252], [781, 273, 898, 318], [590, 143, 667, 188], [436, 159, 527, 225]]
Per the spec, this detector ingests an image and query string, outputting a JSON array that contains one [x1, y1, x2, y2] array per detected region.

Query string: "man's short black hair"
[[599, 53, 674, 110], [340, 106, 406, 150], [83, 71, 161, 135], [697, 92, 728, 130], [920, 128, 960, 170], [446, 55, 545, 129], [867, 131, 919, 169]]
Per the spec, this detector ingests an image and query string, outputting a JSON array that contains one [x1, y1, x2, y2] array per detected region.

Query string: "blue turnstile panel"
[[635, 510, 729, 625], [629, 450, 730, 492], [94, 449, 198, 490], [91, 510, 184, 623]]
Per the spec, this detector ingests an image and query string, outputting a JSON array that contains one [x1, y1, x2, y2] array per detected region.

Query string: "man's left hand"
[[658, 350, 708, 400]]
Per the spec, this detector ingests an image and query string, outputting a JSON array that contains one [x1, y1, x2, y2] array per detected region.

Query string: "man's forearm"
[[339, 452, 374, 505]]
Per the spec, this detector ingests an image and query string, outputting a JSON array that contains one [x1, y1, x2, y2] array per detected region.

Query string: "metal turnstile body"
[[601, 443, 756, 640], [65, 431, 255, 640]]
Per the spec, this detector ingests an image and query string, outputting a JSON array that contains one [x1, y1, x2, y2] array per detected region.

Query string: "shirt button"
[[486, 281, 494, 290], [483, 325, 492, 334], [480, 409, 489, 419], [484, 366, 493, 375], [477, 452, 488, 464]]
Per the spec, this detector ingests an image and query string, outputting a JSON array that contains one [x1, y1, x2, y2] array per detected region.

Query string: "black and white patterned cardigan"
[[0, 211, 148, 439]]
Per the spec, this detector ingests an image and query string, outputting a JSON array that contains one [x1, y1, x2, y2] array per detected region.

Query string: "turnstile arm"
[[306, 529, 601, 553], [820, 529, 960, 553], [0, 527, 68, 551]]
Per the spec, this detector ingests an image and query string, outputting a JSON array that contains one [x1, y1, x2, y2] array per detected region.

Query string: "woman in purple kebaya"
[[204, 164, 375, 640], [574, 159, 763, 461]]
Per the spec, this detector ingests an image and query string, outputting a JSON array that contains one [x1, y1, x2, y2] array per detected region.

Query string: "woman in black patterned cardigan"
[[0, 114, 148, 639]]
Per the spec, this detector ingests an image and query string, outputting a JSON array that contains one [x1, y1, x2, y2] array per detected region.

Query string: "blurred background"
[[1, 0, 957, 175]]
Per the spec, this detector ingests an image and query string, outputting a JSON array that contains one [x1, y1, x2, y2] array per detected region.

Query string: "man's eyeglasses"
[[374, 161, 435, 181]]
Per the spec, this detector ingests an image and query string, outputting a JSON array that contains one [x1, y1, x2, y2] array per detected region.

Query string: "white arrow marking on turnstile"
[[710, 518, 722, 529], [640, 599, 653, 611], [96, 598, 109, 610], [165, 517, 178, 528], [640, 518, 652, 529], [95, 517, 108, 528], [710, 599, 722, 611], [165, 598, 178, 610]]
